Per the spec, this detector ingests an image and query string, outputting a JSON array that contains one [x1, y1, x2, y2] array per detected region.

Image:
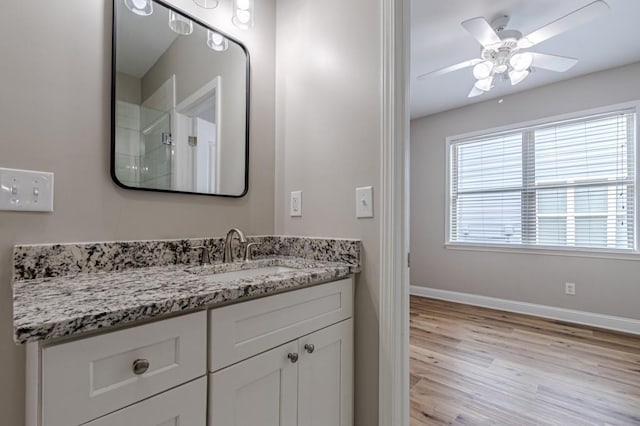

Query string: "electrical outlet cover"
[[0, 167, 54, 212], [356, 186, 373, 218], [290, 191, 302, 217]]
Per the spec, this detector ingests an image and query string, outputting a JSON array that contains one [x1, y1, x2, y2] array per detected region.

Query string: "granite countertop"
[[13, 256, 357, 344]]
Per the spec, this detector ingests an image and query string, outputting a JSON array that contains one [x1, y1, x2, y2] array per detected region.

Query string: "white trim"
[[445, 242, 640, 262], [410, 286, 640, 335], [447, 100, 640, 143], [379, 0, 409, 424], [444, 101, 640, 255]]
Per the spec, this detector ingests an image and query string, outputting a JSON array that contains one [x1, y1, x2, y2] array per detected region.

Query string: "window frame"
[[444, 101, 640, 260]]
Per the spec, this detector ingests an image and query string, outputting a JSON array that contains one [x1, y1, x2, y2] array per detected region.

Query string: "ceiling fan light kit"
[[417, 0, 610, 98], [472, 61, 493, 80]]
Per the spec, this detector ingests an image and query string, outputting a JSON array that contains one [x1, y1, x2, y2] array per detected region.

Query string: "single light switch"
[[0, 167, 54, 212], [290, 190, 302, 217], [356, 186, 373, 218]]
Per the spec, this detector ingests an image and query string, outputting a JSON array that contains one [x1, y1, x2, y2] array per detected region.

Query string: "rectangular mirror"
[[111, 0, 249, 197]]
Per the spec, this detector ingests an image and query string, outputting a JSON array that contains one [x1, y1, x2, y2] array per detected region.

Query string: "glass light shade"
[[510, 52, 533, 72], [124, 0, 153, 16], [472, 61, 493, 80], [193, 0, 219, 8], [474, 76, 493, 92], [207, 30, 229, 51], [494, 63, 508, 74], [169, 11, 193, 35], [509, 69, 530, 85], [517, 38, 534, 49], [232, 0, 254, 29]]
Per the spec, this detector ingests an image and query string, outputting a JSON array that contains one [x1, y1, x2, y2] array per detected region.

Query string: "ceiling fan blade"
[[416, 58, 482, 80], [531, 52, 578, 72], [518, 1, 610, 48], [461, 17, 502, 48], [468, 86, 485, 98]]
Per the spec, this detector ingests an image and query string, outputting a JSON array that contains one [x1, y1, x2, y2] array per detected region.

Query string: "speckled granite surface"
[[13, 236, 360, 280], [13, 236, 360, 344]]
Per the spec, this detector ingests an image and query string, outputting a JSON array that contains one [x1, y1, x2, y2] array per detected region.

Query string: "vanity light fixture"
[[124, 0, 153, 16], [207, 30, 229, 51], [232, 0, 254, 29], [193, 0, 219, 8], [169, 11, 194, 35]]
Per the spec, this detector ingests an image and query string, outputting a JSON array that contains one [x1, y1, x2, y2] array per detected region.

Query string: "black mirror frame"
[[110, 0, 250, 197]]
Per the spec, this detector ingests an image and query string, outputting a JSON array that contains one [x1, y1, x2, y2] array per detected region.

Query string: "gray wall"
[[0, 0, 275, 423], [116, 71, 142, 104], [410, 61, 640, 319], [274, 0, 381, 424]]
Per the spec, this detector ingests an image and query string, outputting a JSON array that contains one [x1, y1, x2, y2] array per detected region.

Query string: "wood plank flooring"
[[410, 296, 640, 426]]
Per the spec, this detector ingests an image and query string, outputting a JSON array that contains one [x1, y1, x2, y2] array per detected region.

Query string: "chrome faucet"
[[223, 228, 248, 263]]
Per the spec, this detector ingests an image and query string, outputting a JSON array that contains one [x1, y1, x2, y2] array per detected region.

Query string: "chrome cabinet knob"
[[304, 344, 315, 354], [287, 353, 299, 363], [132, 358, 150, 375]]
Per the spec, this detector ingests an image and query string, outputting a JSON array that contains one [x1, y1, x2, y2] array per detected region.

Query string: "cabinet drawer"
[[84, 377, 206, 426], [42, 311, 206, 426], [209, 277, 353, 371]]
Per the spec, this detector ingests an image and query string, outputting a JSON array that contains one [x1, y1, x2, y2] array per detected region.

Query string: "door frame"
[[379, 0, 410, 425]]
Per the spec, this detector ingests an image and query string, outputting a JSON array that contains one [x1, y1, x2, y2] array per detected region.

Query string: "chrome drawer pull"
[[287, 353, 299, 363], [304, 344, 315, 354], [132, 358, 150, 375]]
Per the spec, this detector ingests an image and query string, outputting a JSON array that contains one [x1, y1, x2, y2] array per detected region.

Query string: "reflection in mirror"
[[112, 0, 249, 196]]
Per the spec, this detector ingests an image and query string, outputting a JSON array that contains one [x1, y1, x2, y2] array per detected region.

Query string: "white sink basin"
[[187, 266, 297, 282]]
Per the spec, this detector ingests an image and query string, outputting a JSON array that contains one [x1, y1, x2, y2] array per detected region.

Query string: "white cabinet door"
[[209, 340, 299, 426], [84, 377, 206, 426], [298, 319, 353, 426]]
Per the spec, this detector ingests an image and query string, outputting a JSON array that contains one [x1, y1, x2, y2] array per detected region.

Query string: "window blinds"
[[449, 110, 636, 251]]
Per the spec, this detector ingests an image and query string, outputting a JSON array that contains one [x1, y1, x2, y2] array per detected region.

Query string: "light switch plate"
[[356, 186, 373, 218], [290, 190, 302, 217], [0, 167, 54, 212]]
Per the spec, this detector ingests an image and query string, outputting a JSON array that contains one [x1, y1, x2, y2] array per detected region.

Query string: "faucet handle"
[[191, 245, 212, 265], [244, 242, 258, 262]]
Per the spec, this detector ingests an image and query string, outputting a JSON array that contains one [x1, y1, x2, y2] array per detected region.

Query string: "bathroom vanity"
[[13, 235, 360, 426]]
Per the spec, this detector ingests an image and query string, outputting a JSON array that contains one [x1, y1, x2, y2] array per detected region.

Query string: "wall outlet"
[[565, 282, 576, 296], [0, 167, 54, 212], [290, 190, 302, 217]]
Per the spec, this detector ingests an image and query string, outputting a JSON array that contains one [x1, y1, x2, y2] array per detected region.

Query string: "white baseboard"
[[410, 286, 640, 335]]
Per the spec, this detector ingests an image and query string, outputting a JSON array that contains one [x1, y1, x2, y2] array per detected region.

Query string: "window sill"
[[444, 242, 640, 262]]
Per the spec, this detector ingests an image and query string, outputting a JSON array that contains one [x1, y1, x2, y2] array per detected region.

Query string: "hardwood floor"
[[409, 296, 640, 426]]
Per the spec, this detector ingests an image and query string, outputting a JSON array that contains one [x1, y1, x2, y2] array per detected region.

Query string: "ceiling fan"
[[417, 1, 610, 98]]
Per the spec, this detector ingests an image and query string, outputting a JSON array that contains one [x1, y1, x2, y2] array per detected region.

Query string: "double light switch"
[[0, 167, 54, 212]]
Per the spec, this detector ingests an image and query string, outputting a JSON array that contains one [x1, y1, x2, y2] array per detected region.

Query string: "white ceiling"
[[410, 0, 640, 119], [116, 2, 179, 78]]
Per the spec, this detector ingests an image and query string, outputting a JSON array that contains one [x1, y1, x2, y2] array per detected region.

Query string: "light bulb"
[[472, 61, 493, 80], [193, 0, 219, 8], [509, 69, 529, 85], [232, 0, 254, 29], [169, 11, 193, 35], [510, 52, 533, 72], [474, 76, 493, 92], [207, 29, 229, 51], [124, 0, 153, 16], [236, 0, 250, 10]]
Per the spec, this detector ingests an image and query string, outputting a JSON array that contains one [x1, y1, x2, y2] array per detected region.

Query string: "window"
[[448, 108, 637, 252]]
